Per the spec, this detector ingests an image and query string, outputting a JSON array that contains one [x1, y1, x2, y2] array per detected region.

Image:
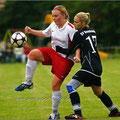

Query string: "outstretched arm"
[[25, 26, 46, 38]]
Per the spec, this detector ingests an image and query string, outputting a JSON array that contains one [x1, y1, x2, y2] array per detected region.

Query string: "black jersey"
[[56, 27, 102, 76]]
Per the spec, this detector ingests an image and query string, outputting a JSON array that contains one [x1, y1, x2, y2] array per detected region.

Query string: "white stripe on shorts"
[[80, 69, 100, 77]]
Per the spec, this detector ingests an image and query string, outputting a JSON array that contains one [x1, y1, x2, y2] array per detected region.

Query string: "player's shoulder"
[[67, 21, 75, 29], [84, 27, 96, 33], [67, 22, 74, 28], [50, 22, 56, 27], [74, 30, 81, 38], [78, 27, 96, 36]]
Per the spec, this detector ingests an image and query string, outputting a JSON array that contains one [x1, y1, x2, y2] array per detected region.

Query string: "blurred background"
[[0, 0, 120, 63]]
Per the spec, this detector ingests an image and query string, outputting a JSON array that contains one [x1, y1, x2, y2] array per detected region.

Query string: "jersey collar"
[[56, 21, 68, 31]]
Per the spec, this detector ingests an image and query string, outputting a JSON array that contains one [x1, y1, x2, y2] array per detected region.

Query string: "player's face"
[[52, 10, 65, 26], [74, 16, 83, 30]]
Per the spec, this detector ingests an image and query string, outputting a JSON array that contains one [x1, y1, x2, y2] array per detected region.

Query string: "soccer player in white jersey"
[[15, 5, 76, 120]]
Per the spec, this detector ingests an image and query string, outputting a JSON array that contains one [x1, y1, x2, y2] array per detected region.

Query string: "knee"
[[66, 84, 75, 94], [29, 49, 44, 62], [29, 50, 35, 60]]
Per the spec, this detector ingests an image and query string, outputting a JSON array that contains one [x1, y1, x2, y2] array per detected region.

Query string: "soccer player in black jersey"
[[56, 12, 120, 119]]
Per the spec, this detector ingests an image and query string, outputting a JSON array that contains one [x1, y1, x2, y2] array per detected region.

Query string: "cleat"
[[109, 111, 120, 117], [65, 113, 83, 120], [15, 82, 33, 91], [48, 113, 60, 120]]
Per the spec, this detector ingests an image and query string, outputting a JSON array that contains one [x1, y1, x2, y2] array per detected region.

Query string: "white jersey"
[[42, 21, 76, 61]]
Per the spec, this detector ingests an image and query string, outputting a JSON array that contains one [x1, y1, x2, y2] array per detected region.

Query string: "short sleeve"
[[42, 22, 53, 37], [69, 27, 77, 42]]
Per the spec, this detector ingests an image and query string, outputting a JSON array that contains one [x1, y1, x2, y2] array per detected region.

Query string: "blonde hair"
[[76, 12, 91, 25], [52, 5, 69, 20]]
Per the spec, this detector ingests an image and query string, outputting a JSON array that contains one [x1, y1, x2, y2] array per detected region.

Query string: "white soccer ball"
[[11, 31, 27, 48]]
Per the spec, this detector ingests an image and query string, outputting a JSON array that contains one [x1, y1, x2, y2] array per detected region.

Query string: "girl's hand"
[[74, 56, 81, 63], [25, 26, 32, 34]]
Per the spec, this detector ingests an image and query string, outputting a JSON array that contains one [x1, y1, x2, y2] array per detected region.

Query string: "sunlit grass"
[[0, 59, 120, 119]]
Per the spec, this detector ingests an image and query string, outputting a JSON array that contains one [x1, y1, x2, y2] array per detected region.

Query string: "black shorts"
[[72, 70, 101, 87]]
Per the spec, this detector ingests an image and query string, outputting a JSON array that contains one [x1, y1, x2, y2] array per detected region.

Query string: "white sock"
[[25, 59, 37, 84], [108, 104, 116, 111], [52, 90, 62, 114]]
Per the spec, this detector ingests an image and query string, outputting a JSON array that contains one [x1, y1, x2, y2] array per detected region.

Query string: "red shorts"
[[37, 47, 74, 80]]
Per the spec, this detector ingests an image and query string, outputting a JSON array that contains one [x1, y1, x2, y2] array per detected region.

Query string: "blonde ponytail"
[[76, 12, 91, 25]]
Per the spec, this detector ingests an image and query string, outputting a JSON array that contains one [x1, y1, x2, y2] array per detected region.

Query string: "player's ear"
[[62, 13, 66, 18]]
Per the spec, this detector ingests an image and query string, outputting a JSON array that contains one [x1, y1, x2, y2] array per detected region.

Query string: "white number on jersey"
[[86, 35, 97, 53]]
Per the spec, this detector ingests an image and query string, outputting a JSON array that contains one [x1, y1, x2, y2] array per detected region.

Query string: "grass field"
[[0, 59, 120, 120]]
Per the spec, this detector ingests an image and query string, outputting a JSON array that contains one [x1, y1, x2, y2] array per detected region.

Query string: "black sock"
[[98, 91, 118, 113], [98, 91, 113, 108], [70, 92, 82, 116]]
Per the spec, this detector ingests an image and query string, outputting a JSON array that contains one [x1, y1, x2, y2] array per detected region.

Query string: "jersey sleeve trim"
[[68, 23, 74, 28]]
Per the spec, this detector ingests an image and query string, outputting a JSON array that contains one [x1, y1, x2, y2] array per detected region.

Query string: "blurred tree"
[[63, 1, 120, 46], [0, 1, 120, 46], [0, 1, 61, 45]]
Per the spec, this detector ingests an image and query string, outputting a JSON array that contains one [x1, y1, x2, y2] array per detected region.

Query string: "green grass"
[[0, 59, 120, 119]]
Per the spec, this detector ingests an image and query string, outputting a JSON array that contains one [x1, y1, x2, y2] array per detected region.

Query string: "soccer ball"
[[11, 31, 27, 48]]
